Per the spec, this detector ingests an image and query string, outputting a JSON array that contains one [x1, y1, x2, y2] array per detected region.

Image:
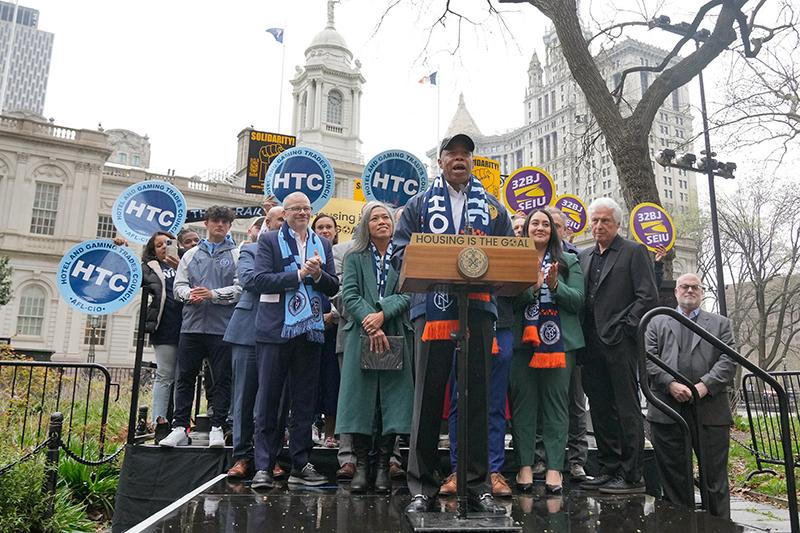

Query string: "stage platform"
[[127, 474, 757, 533]]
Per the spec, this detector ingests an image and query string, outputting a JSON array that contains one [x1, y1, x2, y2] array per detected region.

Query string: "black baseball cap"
[[439, 133, 475, 155]]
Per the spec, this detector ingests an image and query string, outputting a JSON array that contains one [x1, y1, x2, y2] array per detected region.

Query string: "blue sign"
[[265, 147, 335, 212], [112, 180, 187, 245], [362, 150, 428, 207], [57, 240, 142, 315]]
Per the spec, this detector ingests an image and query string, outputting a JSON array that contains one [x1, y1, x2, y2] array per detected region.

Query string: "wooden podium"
[[400, 233, 538, 531]]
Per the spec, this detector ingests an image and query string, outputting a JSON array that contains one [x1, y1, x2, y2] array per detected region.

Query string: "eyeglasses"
[[678, 284, 704, 292], [285, 206, 312, 213]]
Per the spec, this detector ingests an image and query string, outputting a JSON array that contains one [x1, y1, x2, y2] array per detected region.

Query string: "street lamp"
[[87, 314, 101, 364], [649, 15, 730, 317]]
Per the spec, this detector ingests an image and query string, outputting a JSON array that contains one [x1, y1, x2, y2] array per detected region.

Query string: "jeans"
[[151, 344, 178, 421]]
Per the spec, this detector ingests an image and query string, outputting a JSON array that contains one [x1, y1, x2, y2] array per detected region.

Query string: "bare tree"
[[699, 179, 800, 371], [709, 2, 800, 166]]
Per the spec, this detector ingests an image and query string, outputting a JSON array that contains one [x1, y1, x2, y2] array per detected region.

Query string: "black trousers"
[[172, 333, 231, 429], [581, 332, 644, 482], [651, 410, 731, 519], [407, 311, 492, 499], [253, 338, 321, 472]]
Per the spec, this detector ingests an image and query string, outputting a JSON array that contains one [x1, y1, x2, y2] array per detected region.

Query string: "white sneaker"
[[209, 426, 225, 448], [159, 427, 188, 447]]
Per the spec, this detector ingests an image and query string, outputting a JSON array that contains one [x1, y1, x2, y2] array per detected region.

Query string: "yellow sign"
[[320, 197, 365, 243], [473, 156, 501, 198], [353, 179, 365, 202]]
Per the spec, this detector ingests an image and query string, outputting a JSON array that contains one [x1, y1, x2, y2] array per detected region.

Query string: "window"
[[96, 215, 116, 239], [83, 315, 108, 346], [552, 132, 558, 158], [664, 189, 673, 199], [231, 231, 248, 245], [30, 182, 60, 235], [118, 153, 128, 164], [16, 286, 46, 336], [326, 90, 343, 125], [132, 155, 141, 167]]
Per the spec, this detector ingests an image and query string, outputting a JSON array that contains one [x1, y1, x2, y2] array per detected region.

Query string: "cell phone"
[[165, 239, 179, 259]]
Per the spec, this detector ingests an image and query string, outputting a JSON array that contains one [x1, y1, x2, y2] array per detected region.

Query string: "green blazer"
[[335, 247, 414, 436], [513, 251, 586, 352]]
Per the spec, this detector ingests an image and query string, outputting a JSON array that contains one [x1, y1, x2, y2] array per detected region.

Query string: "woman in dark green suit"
[[510, 208, 585, 493], [336, 201, 413, 493]]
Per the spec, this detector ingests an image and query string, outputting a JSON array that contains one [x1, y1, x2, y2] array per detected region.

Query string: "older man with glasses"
[[645, 272, 737, 518]]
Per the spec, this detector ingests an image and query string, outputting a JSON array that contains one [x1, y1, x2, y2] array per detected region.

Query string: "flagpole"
[[277, 37, 286, 132], [436, 74, 440, 142]]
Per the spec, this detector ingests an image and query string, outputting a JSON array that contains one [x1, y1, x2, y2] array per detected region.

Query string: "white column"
[[314, 81, 324, 129], [291, 93, 299, 134], [305, 86, 314, 130], [352, 89, 361, 137]]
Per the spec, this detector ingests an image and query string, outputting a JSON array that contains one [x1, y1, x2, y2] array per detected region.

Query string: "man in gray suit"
[[646, 272, 737, 518]]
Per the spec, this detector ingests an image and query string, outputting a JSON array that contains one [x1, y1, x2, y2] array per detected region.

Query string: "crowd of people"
[[141, 132, 737, 518]]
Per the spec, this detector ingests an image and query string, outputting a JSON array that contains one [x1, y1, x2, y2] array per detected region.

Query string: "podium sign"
[[399, 233, 538, 296]]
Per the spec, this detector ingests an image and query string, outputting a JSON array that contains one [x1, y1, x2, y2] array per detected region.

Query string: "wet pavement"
[[133, 476, 761, 532]]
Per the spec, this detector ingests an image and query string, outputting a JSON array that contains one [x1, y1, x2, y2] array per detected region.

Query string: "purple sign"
[[629, 202, 676, 252], [554, 194, 588, 236], [502, 167, 556, 214]]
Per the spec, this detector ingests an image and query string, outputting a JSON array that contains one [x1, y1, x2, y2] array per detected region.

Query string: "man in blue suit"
[[250, 192, 339, 489]]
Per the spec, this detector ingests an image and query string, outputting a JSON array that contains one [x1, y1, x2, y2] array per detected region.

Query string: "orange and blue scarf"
[[522, 252, 566, 368]]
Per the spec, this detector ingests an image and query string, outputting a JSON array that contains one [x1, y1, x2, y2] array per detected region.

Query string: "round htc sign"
[[57, 240, 142, 314], [265, 147, 335, 212], [362, 150, 427, 207], [112, 180, 186, 245]]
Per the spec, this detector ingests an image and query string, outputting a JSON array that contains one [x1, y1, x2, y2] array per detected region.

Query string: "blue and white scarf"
[[522, 251, 566, 368], [369, 240, 394, 300], [421, 174, 492, 341], [278, 222, 326, 343]]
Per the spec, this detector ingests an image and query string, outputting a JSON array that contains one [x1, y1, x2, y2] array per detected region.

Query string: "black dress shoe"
[[405, 494, 432, 513], [579, 473, 614, 490], [598, 475, 646, 494], [545, 483, 563, 494], [467, 493, 507, 514], [251, 470, 274, 490], [515, 476, 533, 493]]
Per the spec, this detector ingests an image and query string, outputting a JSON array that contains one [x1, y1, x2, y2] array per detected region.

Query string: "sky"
[[23, 0, 785, 195]]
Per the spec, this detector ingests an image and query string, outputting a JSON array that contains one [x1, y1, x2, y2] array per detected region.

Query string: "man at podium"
[[393, 133, 513, 514]]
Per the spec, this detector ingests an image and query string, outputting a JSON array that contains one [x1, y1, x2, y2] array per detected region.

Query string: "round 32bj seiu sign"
[[57, 240, 142, 315], [554, 194, 588, 236], [265, 147, 335, 212], [629, 202, 676, 252], [112, 180, 187, 245], [502, 167, 556, 214], [361, 150, 428, 208]]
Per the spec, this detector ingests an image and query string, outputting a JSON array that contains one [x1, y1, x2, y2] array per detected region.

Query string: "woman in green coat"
[[336, 201, 413, 493], [510, 208, 585, 494]]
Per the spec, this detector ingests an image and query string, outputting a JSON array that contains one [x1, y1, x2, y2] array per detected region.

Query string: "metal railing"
[[741, 371, 800, 479], [0, 360, 112, 455], [638, 307, 798, 533]]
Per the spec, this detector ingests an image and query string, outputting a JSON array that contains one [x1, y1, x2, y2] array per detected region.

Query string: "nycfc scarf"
[[370, 241, 394, 300], [522, 252, 566, 368], [278, 222, 326, 343], [422, 174, 491, 341]]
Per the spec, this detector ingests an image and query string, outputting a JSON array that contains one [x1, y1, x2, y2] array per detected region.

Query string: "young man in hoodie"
[[160, 205, 242, 448]]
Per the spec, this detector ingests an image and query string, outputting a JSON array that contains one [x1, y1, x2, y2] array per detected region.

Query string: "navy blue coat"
[[252, 228, 339, 344], [223, 243, 259, 347]]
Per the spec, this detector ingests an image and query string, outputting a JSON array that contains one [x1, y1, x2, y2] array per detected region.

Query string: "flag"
[[418, 71, 438, 85], [266, 27, 284, 43]]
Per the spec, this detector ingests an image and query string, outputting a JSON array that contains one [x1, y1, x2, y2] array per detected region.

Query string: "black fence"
[[637, 307, 798, 533], [0, 360, 124, 519], [741, 371, 800, 478]]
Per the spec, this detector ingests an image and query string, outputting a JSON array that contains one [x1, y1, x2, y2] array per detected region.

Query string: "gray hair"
[[545, 206, 567, 224], [587, 197, 623, 224], [347, 201, 395, 257]]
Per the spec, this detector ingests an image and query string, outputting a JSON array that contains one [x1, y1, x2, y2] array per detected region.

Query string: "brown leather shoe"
[[336, 462, 356, 480], [491, 472, 512, 497], [439, 473, 457, 495], [227, 458, 253, 479], [389, 463, 406, 480], [272, 463, 287, 479]]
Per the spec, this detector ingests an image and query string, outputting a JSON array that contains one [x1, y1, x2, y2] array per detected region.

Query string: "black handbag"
[[360, 335, 404, 370]]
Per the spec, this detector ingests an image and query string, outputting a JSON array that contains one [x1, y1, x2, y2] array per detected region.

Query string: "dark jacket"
[[142, 259, 182, 344], [251, 228, 339, 344], [578, 234, 658, 346], [391, 186, 514, 320]]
